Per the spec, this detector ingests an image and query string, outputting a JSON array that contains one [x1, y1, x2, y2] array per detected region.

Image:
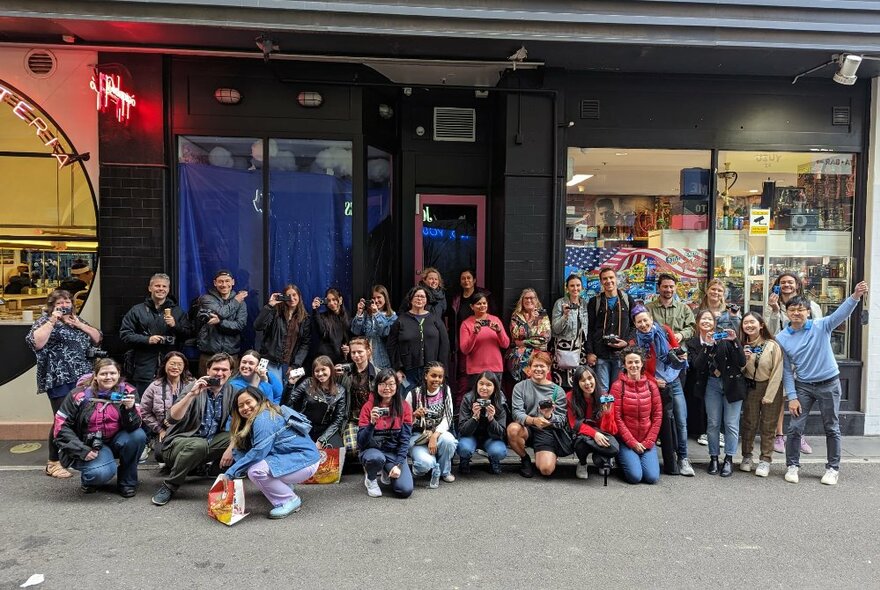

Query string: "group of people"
[[26, 265, 865, 519]]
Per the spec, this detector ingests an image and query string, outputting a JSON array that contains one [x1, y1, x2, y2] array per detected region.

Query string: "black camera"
[[603, 334, 619, 343], [375, 407, 390, 417], [197, 309, 215, 322], [58, 306, 73, 315], [476, 319, 491, 327], [726, 303, 741, 314], [425, 410, 441, 420], [339, 363, 355, 374], [85, 431, 103, 451], [276, 294, 292, 302], [204, 377, 221, 387], [567, 303, 579, 310], [160, 335, 176, 346], [538, 399, 553, 410], [86, 347, 109, 359], [318, 298, 327, 305], [476, 398, 492, 408]]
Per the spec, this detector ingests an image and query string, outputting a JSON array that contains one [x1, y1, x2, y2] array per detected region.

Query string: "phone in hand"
[[773, 285, 781, 295], [257, 358, 270, 372]]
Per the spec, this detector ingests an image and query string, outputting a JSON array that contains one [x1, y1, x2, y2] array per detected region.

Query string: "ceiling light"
[[566, 174, 594, 187], [833, 54, 862, 85], [615, 152, 628, 156], [749, 189, 760, 193]]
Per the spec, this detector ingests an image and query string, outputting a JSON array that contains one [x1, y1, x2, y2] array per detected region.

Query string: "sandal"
[[46, 461, 73, 479]]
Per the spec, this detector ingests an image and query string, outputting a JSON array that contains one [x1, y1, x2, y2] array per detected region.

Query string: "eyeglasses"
[[166, 362, 185, 369], [523, 296, 536, 300], [379, 381, 396, 389]]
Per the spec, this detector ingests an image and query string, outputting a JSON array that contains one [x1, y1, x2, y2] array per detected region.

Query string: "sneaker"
[[489, 460, 502, 475], [139, 446, 151, 464], [269, 496, 302, 519], [784, 465, 799, 484], [364, 475, 382, 498], [151, 484, 173, 506], [428, 472, 440, 489], [678, 458, 695, 477], [740, 457, 753, 472], [441, 473, 455, 483], [820, 468, 839, 486], [719, 433, 725, 448], [81, 484, 98, 494], [575, 463, 589, 480], [754, 461, 770, 478], [774, 435, 785, 453], [380, 471, 391, 486], [800, 437, 814, 454], [519, 455, 535, 478], [118, 486, 137, 498], [458, 459, 471, 475], [697, 433, 708, 446]]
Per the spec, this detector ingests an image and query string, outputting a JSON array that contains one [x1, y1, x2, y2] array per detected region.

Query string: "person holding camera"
[[151, 353, 236, 506], [457, 371, 508, 475], [507, 288, 551, 383], [27, 288, 103, 480], [196, 270, 248, 376], [119, 273, 191, 396], [52, 358, 147, 497], [222, 386, 321, 519], [459, 291, 510, 405], [508, 351, 571, 478], [586, 268, 635, 392], [388, 286, 450, 394], [337, 337, 380, 454], [228, 350, 284, 404], [404, 362, 458, 488], [351, 284, 397, 369], [283, 355, 347, 449], [310, 288, 352, 366], [568, 365, 619, 480], [254, 284, 311, 385], [357, 368, 414, 499], [551, 274, 590, 388], [611, 346, 662, 484], [140, 351, 194, 460], [684, 310, 747, 477], [630, 304, 693, 477]]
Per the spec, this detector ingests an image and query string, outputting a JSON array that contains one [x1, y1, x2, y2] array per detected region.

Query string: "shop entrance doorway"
[[414, 194, 486, 288]]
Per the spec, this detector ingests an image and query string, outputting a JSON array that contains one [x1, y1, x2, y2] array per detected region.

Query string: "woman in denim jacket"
[[222, 386, 321, 519], [351, 284, 397, 369]]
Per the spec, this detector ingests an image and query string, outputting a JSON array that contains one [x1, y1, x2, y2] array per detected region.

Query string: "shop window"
[[713, 151, 856, 357], [367, 146, 393, 294], [565, 148, 711, 305]]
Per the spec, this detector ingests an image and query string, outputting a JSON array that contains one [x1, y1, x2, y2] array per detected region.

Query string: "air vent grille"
[[580, 99, 600, 120], [832, 106, 851, 127], [433, 107, 476, 142], [25, 49, 57, 78]]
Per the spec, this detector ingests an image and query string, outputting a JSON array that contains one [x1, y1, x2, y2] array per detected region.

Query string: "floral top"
[[26, 313, 99, 394], [507, 312, 551, 381]]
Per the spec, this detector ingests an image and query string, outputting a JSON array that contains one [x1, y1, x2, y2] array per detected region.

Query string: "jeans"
[[361, 448, 413, 498], [457, 436, 508, 465], [409, 432, 458, 477], [266, 361, 288, 386], [72, 428, 147, 488], [704, 376, 743, 458], [246, 459, 320, 506], [595, 357, 621, 392], [668, 378, 689, 458], [402, 367, 423, 396], [617, 445, 660, 484], [786, 379, 842, 470]]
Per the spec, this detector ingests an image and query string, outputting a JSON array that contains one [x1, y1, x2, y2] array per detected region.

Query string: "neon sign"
[[0, 83, 72, 168], [90, 72, 136, 123]]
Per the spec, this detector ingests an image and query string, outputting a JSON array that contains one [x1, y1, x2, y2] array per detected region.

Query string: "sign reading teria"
[[0, 83, 72, 168], [90, 72, 136, 123]]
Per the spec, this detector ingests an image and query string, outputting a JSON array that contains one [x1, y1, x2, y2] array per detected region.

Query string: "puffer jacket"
[[119, 296, 191, 383], [611, 373, 662, 450], [197, 289, 248, 355], [254, 305, 311, 368]]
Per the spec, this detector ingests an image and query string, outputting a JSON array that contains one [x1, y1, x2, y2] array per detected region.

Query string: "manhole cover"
[[10, 442, 42, 454]]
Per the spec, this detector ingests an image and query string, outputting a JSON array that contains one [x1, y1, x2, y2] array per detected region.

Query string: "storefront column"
[[863, 77, 880, 435]]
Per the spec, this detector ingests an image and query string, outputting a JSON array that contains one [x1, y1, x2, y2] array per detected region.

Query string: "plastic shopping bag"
[[303, 447, 345, 484], [207, 475, 248, 525]]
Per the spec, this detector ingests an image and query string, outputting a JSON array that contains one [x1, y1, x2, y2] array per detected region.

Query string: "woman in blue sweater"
[[357, 368, 414, 499], [221, 386, 321, 519], [227, 349, 283, 404]]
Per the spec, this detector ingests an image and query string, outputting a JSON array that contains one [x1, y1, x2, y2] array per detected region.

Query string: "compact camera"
[[276, 294, 292, 302], [375, 407, 390, 417], [197, 309, 215, 322], [159, 335, 176, 346], [204, 377, 222, 387], [476, 319, 491, 327], [289, 367, 306, 380], [318, 298, 327, 305], [85, 431, 104, 451], [109, 392, 127, 402], [750, 345, 764, 355], [567, 303, 580, 310], [424, 410, 441, 420], [538, 399, 554, 410], [712, 331, 727, 341], [338, 363, 355, 375], [86, 347, 109, 359], [58, 306, 73, 315], [603, 334, 619, 343], [476, 398, 492, 408], [599, 394, 614, 404], [726, 303, 741, 314]]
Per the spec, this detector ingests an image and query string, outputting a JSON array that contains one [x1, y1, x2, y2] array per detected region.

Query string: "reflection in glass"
[[421, 203, 477, 286], [367, 146, 393, 293]]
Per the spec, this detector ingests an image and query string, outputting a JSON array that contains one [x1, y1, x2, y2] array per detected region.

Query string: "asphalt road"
[[1, 462, 878, 590]]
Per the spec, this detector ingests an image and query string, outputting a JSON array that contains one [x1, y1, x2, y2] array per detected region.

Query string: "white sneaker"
[[820, 468, 839, 486], [575, 463, 589, 480], [697, 433, 708, 446], [739, 457, 753, 472], [754, 461, 770, 478], [364, 475, 382, 497], [784, 465, 799, 484]]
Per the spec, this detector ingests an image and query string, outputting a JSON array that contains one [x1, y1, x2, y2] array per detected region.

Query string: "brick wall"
[[98, 164, 166, 355]]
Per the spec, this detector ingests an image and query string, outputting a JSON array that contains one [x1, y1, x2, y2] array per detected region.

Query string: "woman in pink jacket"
[[459, 292, 510, 401], [611, 345, 663, 484]]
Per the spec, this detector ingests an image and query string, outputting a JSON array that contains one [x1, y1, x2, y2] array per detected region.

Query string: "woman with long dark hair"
[[387, 286, 450, 393], [457, 371, 508, 475], [311, 287, 352, 365], [351, 284, 397, 369], [254, 284, 311, 383], [283, 355, 347, 449], [357, 368, 414, 499], [223, 386, 321, 519], [568, 365, 619, 480], [228, 349, 284, 404], [140, 351, 194, 455]]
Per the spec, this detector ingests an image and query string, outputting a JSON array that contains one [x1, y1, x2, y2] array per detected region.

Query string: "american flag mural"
[[566, 246, 709, 279]]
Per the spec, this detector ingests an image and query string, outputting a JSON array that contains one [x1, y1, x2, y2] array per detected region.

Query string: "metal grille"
[[580, 99, 600, 119], [25, 50, 57, 78], [832, 106, 851, 127], [433, 107, 476, 142]]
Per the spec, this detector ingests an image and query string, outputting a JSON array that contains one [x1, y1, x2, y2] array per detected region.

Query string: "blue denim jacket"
[[225, 406, 320, 478]]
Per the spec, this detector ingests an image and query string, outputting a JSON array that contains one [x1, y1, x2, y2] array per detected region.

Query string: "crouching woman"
[[222, 386, 321, 519], [612, 346, 662, 484]]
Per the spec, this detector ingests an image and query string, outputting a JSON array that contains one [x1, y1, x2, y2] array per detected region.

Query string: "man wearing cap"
[[196, 270, 248, 375], [60, 260, 94, 295]]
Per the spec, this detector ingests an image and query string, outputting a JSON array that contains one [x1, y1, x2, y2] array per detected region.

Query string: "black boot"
[[519, 454, 535, 478], [720, 455, 734, 477], [707, 455, 719, 475]]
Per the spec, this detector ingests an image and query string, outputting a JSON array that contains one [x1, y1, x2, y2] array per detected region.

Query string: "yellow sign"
[[750, 208, 770, 236]]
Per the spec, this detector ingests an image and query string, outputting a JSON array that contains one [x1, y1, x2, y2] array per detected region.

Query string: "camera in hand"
[[603, 333, 619, 343], [726, 303, 741, 314], [204, 376, 221, 387], [276, 294, 292, 302], [85, 431, 104, 451], [109, 392, 126, 402], [339, 363, 355, 374], [59, 306, 73, 315], [538, 398, 553, 410], [476, 398, 492, 408], [567, 303, 579, 310], [375, 407, 390, 417], [197, 309, 215, 322], [750, 345, 764, 354], [86, 347, 109, 359], [318, 298, 327, 305], [599, 394, 614, 404], [476, 319, 491, 327], [425, 410, 441, 420], [159, 335, 176, 346], [712, 330, 727, 341]]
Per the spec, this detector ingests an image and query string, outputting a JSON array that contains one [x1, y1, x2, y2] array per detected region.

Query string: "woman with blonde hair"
[[699, 278, 741, 332], [507, 288, 551, 382]]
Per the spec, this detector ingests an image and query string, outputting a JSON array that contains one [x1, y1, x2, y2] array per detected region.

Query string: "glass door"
[[414, 194, 486, 287]]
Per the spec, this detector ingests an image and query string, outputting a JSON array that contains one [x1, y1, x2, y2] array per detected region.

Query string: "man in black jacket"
[[197, 269, 248, 375], [119, 273, 191, 396], [586, 267, 635, 392]]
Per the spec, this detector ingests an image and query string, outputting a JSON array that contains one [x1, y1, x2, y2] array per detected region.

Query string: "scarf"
[[636, 323, 684, 383], [420, 283, 446, 307]]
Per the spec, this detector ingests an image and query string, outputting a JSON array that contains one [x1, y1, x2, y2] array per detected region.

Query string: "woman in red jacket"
[[459, 291, 510, 404], [567, 365, 619, 480], [611, 345, 662, 484]]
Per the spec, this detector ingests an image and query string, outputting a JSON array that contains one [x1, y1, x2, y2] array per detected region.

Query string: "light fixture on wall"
[[792, 53, 880, 85], [297, 91, 323, 107], [378, 104, 394, 119], [566, 174, 593, 187], [214, 88, 242, 105]]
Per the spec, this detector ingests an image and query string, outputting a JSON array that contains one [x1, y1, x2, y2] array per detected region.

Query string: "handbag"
[[282, 406, 313, 437], [549, 385, 574, 456]]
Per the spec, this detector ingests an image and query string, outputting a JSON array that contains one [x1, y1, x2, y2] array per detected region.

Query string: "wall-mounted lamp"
[[61, 152, 90, 167], [792, 52, 880, 85], [415, 125, 426, 137], [378, 104, 394, 119], [566, 174, 593, 187], [214, 88, 242, 105], [297, 91, 323, 107]]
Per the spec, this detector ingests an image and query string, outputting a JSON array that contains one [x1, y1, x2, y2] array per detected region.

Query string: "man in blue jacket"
[[776, 280, 867, 486]]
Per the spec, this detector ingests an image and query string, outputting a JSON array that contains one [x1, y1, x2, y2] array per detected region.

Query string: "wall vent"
[[580, 99, 600, 120], [24, 49, 57, 79], [433, 107, 476, 142], [832, 106, 851, 127]]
